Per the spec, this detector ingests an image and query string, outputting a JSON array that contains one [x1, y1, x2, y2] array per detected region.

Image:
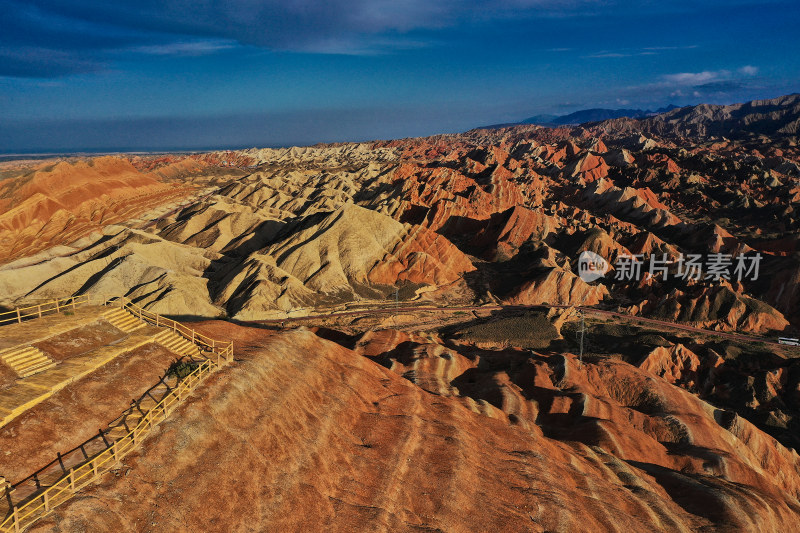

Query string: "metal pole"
[[578, 310, 585, 366]]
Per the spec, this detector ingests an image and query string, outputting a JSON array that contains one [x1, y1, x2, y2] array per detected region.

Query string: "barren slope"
[[25, 326, 800, 532]]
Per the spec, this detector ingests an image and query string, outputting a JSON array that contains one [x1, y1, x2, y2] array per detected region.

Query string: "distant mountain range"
[[482, 93, 800, 139], [585, 93, 800, 139], [520, 105, 680, 126]]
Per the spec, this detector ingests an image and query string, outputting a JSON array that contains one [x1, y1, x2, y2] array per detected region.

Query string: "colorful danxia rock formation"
[[2, 94, 800, 532]]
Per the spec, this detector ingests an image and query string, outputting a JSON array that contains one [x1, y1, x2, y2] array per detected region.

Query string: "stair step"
[[20, 361, 57, 378], [6, 348, 45, 359], [0, 345, 57, 377], [15, 357, 52, 372], [170, 347, 196, 354], [164, 339, 186, 347], [2, 345, 39, 357], [4, 351, 43, 364], [111, 317, 139, 326], [3, 348, 41, 364], [153, 329, 203, 356], [107, 312, 147, 332], [14, 351, 51, 364], [0, 345, 36, 355]]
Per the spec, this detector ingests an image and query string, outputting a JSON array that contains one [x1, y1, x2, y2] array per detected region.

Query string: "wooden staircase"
[[0, 346, 57, 378], [153, 330, 202, 358], [102, 308, 146, 333], [0, 295, 235, 533]]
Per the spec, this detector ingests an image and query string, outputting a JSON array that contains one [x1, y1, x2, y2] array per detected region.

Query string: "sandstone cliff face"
[[645, 286, 789, 334], [638, 344, 704, 389], [504, 267, 609, 307]]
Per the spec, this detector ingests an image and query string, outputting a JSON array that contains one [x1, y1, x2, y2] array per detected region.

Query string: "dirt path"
[[246, 303, 789, 348]]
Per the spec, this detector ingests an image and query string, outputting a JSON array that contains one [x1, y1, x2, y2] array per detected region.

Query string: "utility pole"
[[577, 309, 586, 366]]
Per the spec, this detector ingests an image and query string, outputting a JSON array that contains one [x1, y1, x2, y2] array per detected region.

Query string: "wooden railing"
[[0, 359, 216, 532], [0, 295, 234, 531], [108, 296, 233, 367], [0, 295, 92, 326]]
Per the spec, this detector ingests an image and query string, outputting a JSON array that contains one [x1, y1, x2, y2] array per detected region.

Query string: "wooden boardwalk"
[[0, 296, 234, 532]]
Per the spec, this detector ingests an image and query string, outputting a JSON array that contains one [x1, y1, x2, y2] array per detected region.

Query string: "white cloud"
[[586, 44, 697, 60], [659, 65, 759, 88], [642, 45, 699, 51], [662, 70, 728, 85], [133, 40, 236, 56]]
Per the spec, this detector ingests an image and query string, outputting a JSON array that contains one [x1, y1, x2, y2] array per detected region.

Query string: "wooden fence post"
[[37, 305, 42, 318], [43, 490, 50, 511], [98, 428, 110, 448], [13, 505, 19, 533], [69, 469, 75, 492], [191, 330, 195, 344], [2, 477, 11, 507], [16, 309, 21, 323], [55, 300, 60, 313]]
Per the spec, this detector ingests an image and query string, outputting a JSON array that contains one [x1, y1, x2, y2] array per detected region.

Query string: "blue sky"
[[1, 0, 798, 152]]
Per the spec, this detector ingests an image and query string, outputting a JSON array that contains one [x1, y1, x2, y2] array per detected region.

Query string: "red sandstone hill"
[[25, 324, 800, 532], [0, 156, 196, 264]]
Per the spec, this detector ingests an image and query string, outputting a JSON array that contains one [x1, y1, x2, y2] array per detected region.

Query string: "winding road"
[[247, 302, 791, 348]]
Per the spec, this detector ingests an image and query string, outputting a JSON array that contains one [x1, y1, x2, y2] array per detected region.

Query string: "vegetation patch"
[[448, 311, 559, 349], [167, 359, 200, 380]]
